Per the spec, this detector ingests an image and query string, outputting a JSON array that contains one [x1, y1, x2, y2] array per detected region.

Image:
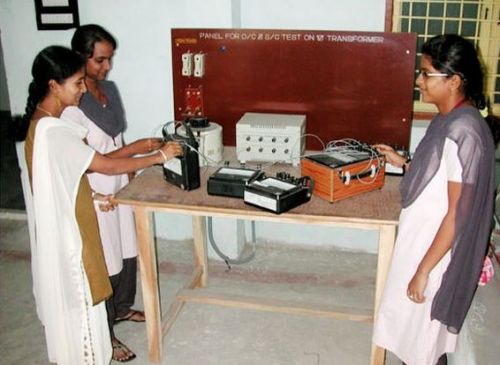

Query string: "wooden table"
[[114, 163, 401, 364]]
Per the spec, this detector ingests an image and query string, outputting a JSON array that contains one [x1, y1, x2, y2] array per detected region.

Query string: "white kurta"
[[32, 117, 111, 365], [373, 138, 463, 365], [62, 106, 137, 276]]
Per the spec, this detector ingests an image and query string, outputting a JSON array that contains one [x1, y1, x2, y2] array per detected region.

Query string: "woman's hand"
[[406, 182, 461, 305], [102, 138, 164, 159], [163, 141, 184, 160], [92, 192, 116, 212], [373, 144, 406, 168], [407, 270, 428, 303], [133, 138, 165, 154], [156, 141, 184, 163]]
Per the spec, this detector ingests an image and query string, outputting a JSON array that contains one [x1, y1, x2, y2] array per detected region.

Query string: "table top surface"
[[114, 158, 402, 226]]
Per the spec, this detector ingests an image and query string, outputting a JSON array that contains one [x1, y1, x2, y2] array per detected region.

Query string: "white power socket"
[[182, 52, 193, 76], [193, 53, 205, 78]]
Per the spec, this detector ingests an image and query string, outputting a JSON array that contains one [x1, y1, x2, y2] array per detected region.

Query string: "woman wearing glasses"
[[373, 34, 497, 365]]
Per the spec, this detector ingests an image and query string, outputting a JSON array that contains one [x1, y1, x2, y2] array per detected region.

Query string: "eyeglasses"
[[417, 70, 450, 79]]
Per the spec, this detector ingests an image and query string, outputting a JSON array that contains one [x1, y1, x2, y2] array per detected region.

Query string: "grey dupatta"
[[79, 80, 126, 138], [400, 105, 495, 333]]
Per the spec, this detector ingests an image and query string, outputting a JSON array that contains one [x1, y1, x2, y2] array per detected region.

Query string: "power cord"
[[207, 217, 257, 270]]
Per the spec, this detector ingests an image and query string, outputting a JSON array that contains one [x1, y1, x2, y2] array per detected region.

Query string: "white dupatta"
[[32, 117, 111, 365]]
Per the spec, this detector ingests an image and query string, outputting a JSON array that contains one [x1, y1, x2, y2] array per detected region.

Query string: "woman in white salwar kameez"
[[62, 24, 160, 361], [373, 35, 496, 365], [21, 46, 183, 365]]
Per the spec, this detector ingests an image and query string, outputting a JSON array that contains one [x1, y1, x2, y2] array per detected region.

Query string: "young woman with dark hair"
[[61, 23, 160, 362], [23, 45, 182, 365], [373, 34, 496, 365], [71, 23, 117, 57]]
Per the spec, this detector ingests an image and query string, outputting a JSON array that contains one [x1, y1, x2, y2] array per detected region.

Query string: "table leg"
[[192, 215, 208, 287], [134, 207, 162, 363], [370, 224, 397, 365]]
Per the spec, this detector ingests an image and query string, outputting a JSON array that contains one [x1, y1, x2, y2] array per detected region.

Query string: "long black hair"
[[422, 34, 499, 145], [71, 24, 117, 58], [15, 46, 84, 140]]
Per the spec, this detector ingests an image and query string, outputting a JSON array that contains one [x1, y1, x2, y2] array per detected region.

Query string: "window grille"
[[392, 0, 499, 115]]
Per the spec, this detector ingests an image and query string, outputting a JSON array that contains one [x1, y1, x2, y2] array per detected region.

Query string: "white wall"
[[0, 0, 384, 135], [1, 0, 400, 254], [0, 0, 233, 137], [239, 0, 385, 31], [0, 1, 73, 114]]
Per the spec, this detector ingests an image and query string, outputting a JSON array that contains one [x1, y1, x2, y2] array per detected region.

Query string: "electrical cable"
[[323, 138, 383, 185], [161, 121, 225, 175], [288, 133, 326, 165], [236, 133, 326, 170], [207, 217, 256, 270], [160, 121, 258, 269]]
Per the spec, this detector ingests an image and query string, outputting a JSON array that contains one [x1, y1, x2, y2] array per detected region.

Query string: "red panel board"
[[172, 29, 416, 150]]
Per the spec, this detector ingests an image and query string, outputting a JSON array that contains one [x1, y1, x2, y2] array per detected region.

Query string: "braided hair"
[[16, 46, 84, 140]]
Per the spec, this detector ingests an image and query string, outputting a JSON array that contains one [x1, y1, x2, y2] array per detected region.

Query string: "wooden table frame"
[[114, 165, 400, 364]]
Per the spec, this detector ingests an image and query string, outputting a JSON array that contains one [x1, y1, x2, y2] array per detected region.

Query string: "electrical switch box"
[[236, 112, 306, 166]]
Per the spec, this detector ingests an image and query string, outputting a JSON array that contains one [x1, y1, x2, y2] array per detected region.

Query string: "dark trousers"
[[436, 354, 447, 365], [105, 257, 137, 338]]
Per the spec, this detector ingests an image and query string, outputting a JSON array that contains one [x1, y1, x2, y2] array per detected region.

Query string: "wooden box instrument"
[[301, 150, 385, 203]]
